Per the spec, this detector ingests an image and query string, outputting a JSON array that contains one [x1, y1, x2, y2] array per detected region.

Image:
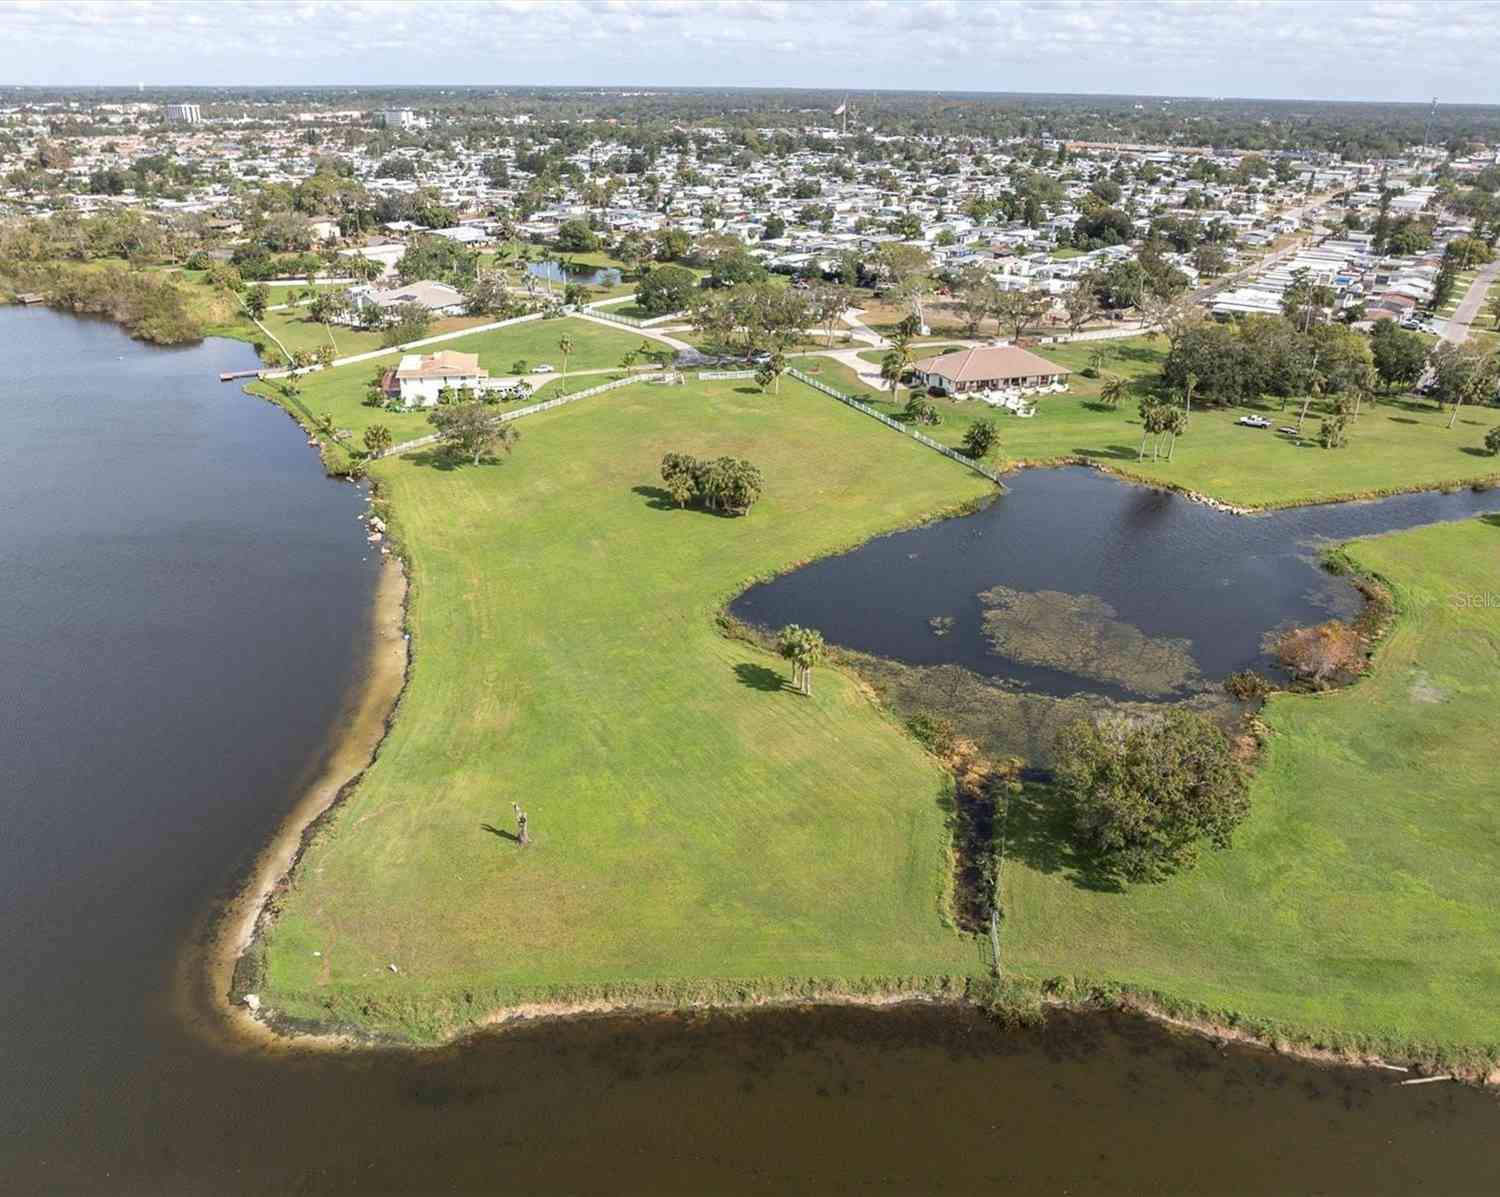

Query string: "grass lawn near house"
[[808, 335, 1500, 507], [999, 516, 1500, 1052], [209, 309, 494, 362], [256, 375, 993, 1040], [249, 314, 654, 445]]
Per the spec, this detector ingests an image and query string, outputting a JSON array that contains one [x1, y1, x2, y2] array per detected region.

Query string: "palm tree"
[[768, 352, 786, 395], [1183, 370, 1198, 427], [1295, 370, 1327, 437], [363, 423, 393, 458], [777, 625, 805, 691], [1160, 404, 1187, 461], [795, 628, 824, 696], [558, 335, 575, 382], [880, 349, 905, 400], [1099, 374, 1128, 409]]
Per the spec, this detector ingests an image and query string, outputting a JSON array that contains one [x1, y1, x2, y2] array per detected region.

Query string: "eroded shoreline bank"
[[183, 551, 410, 1053]]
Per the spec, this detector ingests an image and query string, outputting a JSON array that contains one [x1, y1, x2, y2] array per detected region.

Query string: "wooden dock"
[[219, 369, 263, 382]]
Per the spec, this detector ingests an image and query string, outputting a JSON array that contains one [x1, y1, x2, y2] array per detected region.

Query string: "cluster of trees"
[[1163, 315, 1375, 409], [1054, 709, 1249, 884], [396, 235, 478, 285], [0, 208, 186, 266], [1135, 397, 1188, 460], [659, 451, 764, 515], [688, 283, 812, 357], [27, 260, 206, 344], [776, 625, 825, 695], [1427, 341, 1500, 429], [462, 272, 535, 320]]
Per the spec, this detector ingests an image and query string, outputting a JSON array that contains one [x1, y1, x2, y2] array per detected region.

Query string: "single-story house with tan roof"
[[911, 345, 1071, 395], [349, 279, 467, 321], [382, 350, 489, 407]]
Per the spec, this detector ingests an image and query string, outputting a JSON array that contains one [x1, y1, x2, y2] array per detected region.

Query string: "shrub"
[[1224, 669, 1272, 701], [961, 418, 999, 460], [906, 713, 957, 756], [1269, 620, 1366, 688], [904, 393, 941, 426], [1483, 426, 1500, 456]]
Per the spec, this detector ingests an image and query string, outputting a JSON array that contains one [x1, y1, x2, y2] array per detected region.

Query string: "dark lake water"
[[733, 466, 1500, 701], [3, 309, 1498, 1195], [527, 258, 623, 288]]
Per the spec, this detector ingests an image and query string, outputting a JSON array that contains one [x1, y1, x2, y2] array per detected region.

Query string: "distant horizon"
[[2, 82, 1492, 112], [3, 0, 1498, 106]]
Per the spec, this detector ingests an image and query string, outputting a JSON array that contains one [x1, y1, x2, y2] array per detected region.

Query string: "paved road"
[[1440, 259, 1500, 345]]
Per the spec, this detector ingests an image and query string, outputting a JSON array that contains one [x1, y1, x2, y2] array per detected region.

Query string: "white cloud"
[[0, 0, 1496, 101]]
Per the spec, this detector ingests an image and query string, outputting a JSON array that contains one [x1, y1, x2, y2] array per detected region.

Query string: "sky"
[[2, 0, 1498, 105]]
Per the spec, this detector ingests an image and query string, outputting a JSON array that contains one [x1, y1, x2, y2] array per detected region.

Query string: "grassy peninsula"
[[255, 371, 991, 1040]]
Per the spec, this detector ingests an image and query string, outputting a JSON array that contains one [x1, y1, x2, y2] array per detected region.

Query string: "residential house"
[[382, 350, 489, 406], [912, 345, 1071, 395], [348, 280, 466, 322]]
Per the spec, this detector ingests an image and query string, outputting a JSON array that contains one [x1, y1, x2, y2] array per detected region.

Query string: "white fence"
[[698, 370, 757, 380], [383, 373, 663, 458], [785, 368, 1006, 485], [586, 305, 684, 329]]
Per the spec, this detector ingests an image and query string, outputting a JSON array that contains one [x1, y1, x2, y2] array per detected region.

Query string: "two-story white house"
[[381, 350, 490, 407]]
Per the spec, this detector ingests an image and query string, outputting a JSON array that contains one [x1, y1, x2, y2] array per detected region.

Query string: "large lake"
[[3, 309, 1497, 1195]]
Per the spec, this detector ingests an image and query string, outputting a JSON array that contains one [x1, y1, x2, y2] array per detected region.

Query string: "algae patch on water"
[[977, 585, 1201, 698]]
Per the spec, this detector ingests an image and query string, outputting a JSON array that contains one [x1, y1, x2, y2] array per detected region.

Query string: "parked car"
[[533, 364, 555, 374], [1236, 415, 1271, 428]]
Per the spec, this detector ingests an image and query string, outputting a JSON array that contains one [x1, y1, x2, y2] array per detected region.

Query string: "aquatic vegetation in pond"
[[842, 650, 1238, 769], [978, 585, 1203, 698]]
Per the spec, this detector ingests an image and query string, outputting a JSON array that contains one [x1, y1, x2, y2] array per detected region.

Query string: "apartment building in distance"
[[163, 103, 202, 124]]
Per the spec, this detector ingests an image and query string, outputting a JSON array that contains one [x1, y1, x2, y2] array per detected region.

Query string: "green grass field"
[[258, 376, 993, 1039], [817, 336, 1500, 508], [1000, 517, 1500, 1052], [246, 319, 1500, 1052], [211, 308, 495, 361], [253, 316, 654, 444]]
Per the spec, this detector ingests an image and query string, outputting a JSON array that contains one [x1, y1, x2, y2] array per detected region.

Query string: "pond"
[[4, 311, 1498, 1194], [733, 465, 1500, 703], [526, 258, 623, 288]]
